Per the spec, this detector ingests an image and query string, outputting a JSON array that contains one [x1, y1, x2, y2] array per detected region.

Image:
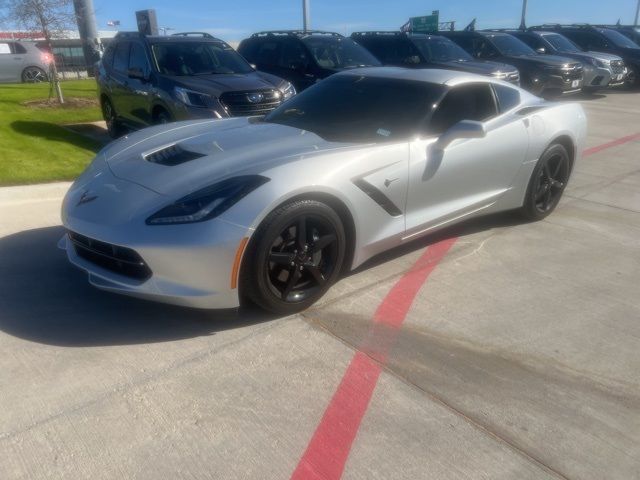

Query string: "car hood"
[[170, 71, 285, 95], [502, 53, 579, 67], [582, 51, 624, 62], [103, 118, 359, 196], [431, 59, 516, 74]]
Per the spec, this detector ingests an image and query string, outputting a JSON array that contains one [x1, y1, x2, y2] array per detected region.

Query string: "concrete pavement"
[[1, 91, 639, 479]]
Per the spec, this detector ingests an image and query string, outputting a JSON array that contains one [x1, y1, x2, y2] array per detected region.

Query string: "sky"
[[3, 0, 640, 42]]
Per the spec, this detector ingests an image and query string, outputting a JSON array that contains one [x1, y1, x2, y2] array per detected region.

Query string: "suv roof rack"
[[351, 31, 436, 37], [172, 32, 218, 38], [529, 23, 595, 30], [250, 30, 342, 38], [114, 31, 145, 39]]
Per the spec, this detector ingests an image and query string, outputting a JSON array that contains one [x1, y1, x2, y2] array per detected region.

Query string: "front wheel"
[[241, 200, 346, 315], [102, 98, 125, 138], [519, 144, 571, 221]]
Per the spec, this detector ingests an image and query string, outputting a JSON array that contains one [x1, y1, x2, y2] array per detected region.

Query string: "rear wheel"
[[102, 98, 125, 138], [519, 144, 571, 221], [241, 200, 346, 314], [154, 109, 172, 124], [22, 66, 47, 83]]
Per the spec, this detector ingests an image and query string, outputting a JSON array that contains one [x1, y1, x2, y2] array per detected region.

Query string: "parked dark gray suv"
[[97, 32, 295, 137]]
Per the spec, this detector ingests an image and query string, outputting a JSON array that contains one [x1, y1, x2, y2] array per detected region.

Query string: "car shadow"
[[11, 120, 102, 152], [0, 212, 527, 348], [0, 226, 276, 347]]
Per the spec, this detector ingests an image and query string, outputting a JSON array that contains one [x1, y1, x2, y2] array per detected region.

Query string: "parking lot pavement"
[[1, 92, 640, 479]]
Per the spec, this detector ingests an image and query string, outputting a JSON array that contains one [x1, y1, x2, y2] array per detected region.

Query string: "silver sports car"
[[60, 67, 587, 314]]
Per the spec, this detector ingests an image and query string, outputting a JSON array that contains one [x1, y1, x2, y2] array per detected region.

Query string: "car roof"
[[351, 31, 446, 41], [334, 67, 499, 87]]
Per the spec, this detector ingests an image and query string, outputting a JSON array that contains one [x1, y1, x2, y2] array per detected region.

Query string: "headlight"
[[491, 71, 508, 79], [280, 82, 296, 100], [146, 175, 270, 225], [174, 86, 213, 108]]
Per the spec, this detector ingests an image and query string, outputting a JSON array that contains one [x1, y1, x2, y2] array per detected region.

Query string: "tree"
[[1, 0, 73, 103]]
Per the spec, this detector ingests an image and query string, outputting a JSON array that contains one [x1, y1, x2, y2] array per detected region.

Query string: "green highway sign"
[[410, 11, 439, 32]]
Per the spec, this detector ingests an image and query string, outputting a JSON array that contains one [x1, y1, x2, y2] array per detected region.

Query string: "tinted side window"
[[562, 31, 596, 49], [112, 42, 130, 73], [12, 43, 27, 54], [474, 38, 499, 59], [517, 34, 543, 50], [280, 39, 310, 69], [430, 84, 497, 134], [254, 40, 281, 66], [129, 42, 149, 74], [449, 35, 473, 53], [102, 44, 115, 67], [493, 84, 520, 112]]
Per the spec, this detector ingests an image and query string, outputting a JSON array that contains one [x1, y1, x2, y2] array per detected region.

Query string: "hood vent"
[[144, 144, 205, 166]]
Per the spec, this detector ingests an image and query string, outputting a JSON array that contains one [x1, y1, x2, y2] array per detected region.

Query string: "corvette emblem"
[[247, 93, 264, 103], [77, 190, 98, 206]]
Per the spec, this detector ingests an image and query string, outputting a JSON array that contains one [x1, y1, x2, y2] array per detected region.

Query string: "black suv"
[[504, 30, 627, 91], [439, 30, 584, 97], [97, 32, 295, 137], [237, 30, 380, 92], [531, 25, 640, 86], [351, 31, 520, 84]]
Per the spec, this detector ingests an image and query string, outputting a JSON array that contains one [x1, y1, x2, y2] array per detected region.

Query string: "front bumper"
[[541, 73, 584, 95], [61, 170, 251, 309], [582, 64, 626, 89]]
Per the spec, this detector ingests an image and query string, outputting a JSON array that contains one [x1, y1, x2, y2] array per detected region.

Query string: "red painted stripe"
[[290, 133, 633, 480], [583, 132, 640, 157], [291, 238, 456, 480]]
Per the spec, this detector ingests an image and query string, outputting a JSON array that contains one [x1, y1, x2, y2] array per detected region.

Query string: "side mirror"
[[434, 120, 486, 151], [128, 67, 148, 82], [536, 47, 546, 54]]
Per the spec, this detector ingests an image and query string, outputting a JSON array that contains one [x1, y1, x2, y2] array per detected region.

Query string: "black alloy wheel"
[[520, 143, 571, 221], [22, 66, 47, 83], [242, 200, 346, 314]]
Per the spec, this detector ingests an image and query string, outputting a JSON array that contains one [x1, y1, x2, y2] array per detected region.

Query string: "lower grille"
[[68, 231, 152, 281], [611, 60, 625, 75], [219, 89, 282, 117]]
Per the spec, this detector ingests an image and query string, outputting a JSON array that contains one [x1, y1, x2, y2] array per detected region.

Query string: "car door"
[[109, 41, 132, 122], [405, 83, 528, 237], [123, 40, 153, 127], [0, 42, 21, 82]]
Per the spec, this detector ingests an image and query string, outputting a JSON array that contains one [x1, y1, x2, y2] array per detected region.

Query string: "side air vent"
[[353, 178, 403, 217], [144, 144, 205, 166]]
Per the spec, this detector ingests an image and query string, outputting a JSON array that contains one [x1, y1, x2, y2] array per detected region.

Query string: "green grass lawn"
[[0, 80, 103, 185]]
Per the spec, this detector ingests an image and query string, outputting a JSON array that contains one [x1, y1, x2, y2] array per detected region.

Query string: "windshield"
[[542, 33, 582, 53], [152, 42, 254, 75], [488, 34, 536, 56], [411, 36, 474, 62], [301, 36, 380, 69], [264, 75, 444, 143], [597, 28, 640, 49]]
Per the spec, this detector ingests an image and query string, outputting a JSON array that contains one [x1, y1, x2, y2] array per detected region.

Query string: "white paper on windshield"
[[0, 44, 11, 54]]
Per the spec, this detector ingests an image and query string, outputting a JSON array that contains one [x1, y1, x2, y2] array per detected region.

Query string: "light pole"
[[519, 0, 528, 30], [635, 0, 640, 26], [303, 0, 310, 32]]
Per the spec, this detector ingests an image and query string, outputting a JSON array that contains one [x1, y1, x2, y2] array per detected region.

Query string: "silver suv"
[[0, 40, 51, 83]]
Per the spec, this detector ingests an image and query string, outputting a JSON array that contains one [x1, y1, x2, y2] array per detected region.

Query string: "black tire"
[[102, 98, 125, 138], [625, 67, 638, 90], [22, 66, 47, 83], [155, 109, 172, 124], [519, 144, 571, 221], [241, 200, 346, 315]]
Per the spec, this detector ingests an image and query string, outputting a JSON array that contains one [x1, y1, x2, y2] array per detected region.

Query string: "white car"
[[60, 68, 587, 313], [0, 40, 50, 83]]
